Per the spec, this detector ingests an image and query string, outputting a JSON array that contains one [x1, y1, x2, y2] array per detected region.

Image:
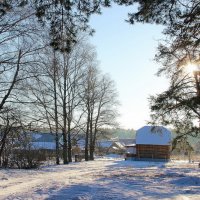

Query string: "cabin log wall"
[[136, 144, 170, 159]]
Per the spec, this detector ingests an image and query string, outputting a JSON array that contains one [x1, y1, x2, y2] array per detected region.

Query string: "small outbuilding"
[[135, 126, 171, 161], [124, 144, 136, 160]]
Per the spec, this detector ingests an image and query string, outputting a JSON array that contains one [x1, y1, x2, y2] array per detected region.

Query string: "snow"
[[77, 139, 85, 150], [136, 126, 171, 145], [31, 142, 56, 150], [31, 133, 42, 140], [126, 146, 136, 154], [98, 141, 113, 148], [1, 158, 200, 200], [115, 141, 125, 149]]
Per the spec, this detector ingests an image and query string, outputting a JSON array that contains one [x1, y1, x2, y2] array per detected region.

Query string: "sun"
[[184, 63, 199, 75]]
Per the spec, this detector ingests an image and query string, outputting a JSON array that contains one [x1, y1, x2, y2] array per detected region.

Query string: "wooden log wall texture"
[[136, 144, 171, 159]]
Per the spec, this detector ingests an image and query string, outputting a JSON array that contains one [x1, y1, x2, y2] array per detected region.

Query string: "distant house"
[[119, 139, 136, 146], [135, 126, 172, 161], [124, 144, 136, 160], [96, 138, 135, 154], [114, 139, 136, 155], [97, 140, 113, 149], [76, 139, 85, 150], [30, 132, 59, 150]]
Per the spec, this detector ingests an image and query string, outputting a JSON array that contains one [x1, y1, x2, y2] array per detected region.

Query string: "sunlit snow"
[[1, 157, 200, 200]]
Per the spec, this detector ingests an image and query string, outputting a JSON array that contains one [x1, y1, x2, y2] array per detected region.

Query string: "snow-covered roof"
[[33, 133, 56, 142], [125, 144, 136, 147], [119, 139, 135, 146], [98, 141, 113, 148], [31, 142, 56, 150], [77, 139, 85, 149], [28, 132, 62, 142], [31, 133, 42, 140], [114, 141, 125, 149], [28, 132, 59, 150], [136, 126, 171, 145]]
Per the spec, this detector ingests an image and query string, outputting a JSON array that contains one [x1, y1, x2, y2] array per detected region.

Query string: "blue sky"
[[89, 4, 169, 130]]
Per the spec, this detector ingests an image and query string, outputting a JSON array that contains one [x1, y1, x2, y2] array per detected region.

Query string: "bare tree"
[[23, 36, 99, 164], [80, 66, 119, 160], [0, 3, 46, 165], [57, 37, 95, 163], [0, 107, 20, 166]]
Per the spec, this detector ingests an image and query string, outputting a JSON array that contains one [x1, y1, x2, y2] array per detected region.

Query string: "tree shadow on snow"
[[170, 176, 200, 186], [44, 175, 200, 200], [44, 160, 200, 200], [100, 160, 200, 199], [108, 159, 167, 168], [45, 183, 133, 200]]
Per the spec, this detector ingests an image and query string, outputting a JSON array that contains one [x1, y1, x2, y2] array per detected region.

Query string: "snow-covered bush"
[[10, 149, 42, 169]]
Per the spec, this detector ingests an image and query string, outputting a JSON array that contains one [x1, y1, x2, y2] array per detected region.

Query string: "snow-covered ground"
[[1, 157, 200, 200]]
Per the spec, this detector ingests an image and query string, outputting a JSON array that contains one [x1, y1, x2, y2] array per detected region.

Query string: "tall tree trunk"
[[53, 50, 60, 165], [60, 5, 68, 164], [90, 125, 98, 161], [0, 120, 11, 165], [90, 102, 101, 161], [62, 78, 68, 164], [0, 131, 9, 163], [85, 112, 90, 161], [67, 121, 72, 162], [67, 70, 72, 162], [55, 112, 60, 165], [89, 145, 94, 160], [62, 51, 68, 164], [89, 111, 94, 160], [62, 128, 68, 164]]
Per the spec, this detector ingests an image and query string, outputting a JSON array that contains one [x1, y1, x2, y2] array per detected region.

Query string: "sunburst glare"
[[184, 63, 200, 75]]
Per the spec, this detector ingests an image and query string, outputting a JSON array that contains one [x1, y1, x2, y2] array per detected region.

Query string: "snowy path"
[[1, 158, 200, 199]]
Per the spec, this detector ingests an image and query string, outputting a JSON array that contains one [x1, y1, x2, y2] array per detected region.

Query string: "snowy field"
[[1, 157, 200, 200]]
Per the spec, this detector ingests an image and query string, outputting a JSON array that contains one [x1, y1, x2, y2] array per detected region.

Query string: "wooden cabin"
[[135, 126, 171, 161]]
